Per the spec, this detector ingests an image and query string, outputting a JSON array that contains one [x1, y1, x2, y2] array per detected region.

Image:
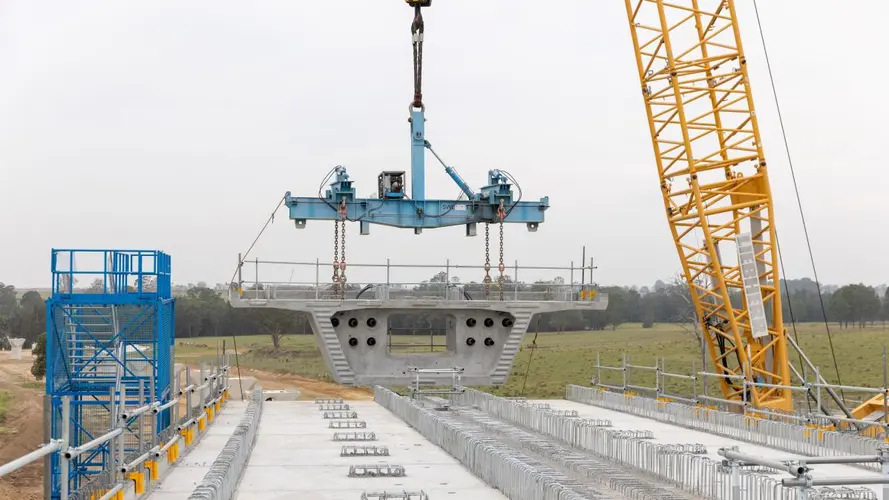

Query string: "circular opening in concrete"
[[367, 337, 377, 347], [484, 337, 495, 347], [466, 318, 477, 327], [502, 317, 514, 328], [466, 337, 476, 346], [348, 337, 358, 347], [331, 317, 340, 327], [367, 317, 377, 328], [483, 318, 494, 328], [348, 318, 359, 328]]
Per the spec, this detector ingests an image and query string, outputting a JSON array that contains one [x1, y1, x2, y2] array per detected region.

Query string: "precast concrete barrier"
[[188, 387, 264, 500], [453, 389, 800, 500], [567, 385, 885, 472]]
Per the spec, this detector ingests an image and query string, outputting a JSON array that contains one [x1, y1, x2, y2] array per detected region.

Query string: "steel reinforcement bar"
[[375, 386, 594, 500], [377, 387, 800, 500], [188, 388, 264, 500], [566, 385, 885, 473], [451, 389, 798, 500]]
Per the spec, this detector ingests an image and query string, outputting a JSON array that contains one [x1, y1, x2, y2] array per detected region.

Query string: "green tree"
[[30, 333, 46, 380], [19, 291, 45, 344], [601, 286, 628, 330], [0, 283, 18, 338], [829, 284, 881, 328], [882, 288, 889, 326], [255, 309, 303, 350]]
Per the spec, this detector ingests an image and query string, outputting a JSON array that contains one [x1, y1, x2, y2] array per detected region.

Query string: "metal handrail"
[[0, 356, 231, 500], [0, 440, 64, 478], [66, 428, 123, 459]]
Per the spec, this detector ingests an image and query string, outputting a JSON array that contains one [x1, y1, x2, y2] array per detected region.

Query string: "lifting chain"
[[497, 201, 506, 302], [483, 223, 491, 299], [338, 199, 348, 300], [333, 220, 340, 297]]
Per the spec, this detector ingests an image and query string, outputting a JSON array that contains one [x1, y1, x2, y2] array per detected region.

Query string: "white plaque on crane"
[[736, 233, 769, 338]]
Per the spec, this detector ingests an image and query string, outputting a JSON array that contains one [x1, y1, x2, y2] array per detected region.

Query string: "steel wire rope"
[[227, 195, 286, 288], [520, 317, 541, 397], [750, 0, 846, 404]]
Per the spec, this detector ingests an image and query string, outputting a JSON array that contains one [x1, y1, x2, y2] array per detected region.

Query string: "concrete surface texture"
[[234, 400, 508, 500], [540, 399, 887, 499], [146, 401, 249, 499]]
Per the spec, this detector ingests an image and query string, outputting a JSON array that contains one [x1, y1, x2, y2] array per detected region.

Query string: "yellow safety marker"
[[145, 460, 159, 481], [126, 471, 146, 494]]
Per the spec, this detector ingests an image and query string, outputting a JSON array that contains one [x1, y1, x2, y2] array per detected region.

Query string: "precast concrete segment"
[[557, 390, 889, 499], [438, 405, 696, 500], [187, 389, 264, 500], [454, 389, 792, 500], [231, 294, 606, 386], [146, 401, 249, 499], [375, 387, 600, 500], [234, 400, 507, 500]]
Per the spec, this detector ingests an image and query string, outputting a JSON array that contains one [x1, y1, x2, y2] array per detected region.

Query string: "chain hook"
[[410, 4, 425, 109]]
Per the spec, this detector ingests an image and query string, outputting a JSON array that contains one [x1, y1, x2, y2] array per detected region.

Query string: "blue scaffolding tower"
[[46, 249, 175, 498]]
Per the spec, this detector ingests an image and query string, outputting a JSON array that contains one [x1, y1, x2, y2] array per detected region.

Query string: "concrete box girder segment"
[[229, 293, 607, 386]]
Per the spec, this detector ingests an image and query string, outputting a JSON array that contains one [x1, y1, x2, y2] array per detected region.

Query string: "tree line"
[[1, 275, 887, 353]]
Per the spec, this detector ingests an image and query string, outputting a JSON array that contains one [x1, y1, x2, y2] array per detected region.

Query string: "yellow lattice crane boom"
[[622, 0, 792, 410]]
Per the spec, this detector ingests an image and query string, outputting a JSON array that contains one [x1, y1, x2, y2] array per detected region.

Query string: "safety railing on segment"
[[567, 384, 889, 474], [0, 358, 232, 500], [231, 258, 603, 303], [188, 387, 264, 500], [592, 352, 889, 438]]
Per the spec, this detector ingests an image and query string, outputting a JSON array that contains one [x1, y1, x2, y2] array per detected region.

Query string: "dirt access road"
[[226, 366, 372, 400], [0, 353, 369, 498], [0, 351, 43, 500]]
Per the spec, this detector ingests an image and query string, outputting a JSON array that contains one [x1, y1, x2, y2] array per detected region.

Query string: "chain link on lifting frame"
[[497, 201, 505, 302], [482, 201, 507, 302], [483, 224, 491, 299], [333, 199, 348, 300]]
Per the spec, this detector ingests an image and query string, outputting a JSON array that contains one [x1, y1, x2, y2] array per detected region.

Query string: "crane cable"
[[411, 5, 425, 109], [227, 195, 286, 289], [520, 317, 541, 397], [750, 0, 846, 404]]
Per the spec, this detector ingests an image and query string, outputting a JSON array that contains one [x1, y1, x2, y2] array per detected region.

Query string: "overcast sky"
[[0, 1, 885, 289]]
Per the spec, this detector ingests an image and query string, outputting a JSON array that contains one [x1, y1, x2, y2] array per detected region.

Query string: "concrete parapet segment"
[[187, 388, 264, 500]]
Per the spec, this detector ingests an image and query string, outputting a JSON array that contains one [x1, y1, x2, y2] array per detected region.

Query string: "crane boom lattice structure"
[[623, 0, 791, 409]]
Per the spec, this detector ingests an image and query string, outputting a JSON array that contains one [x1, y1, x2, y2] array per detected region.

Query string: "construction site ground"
[[0, 349, 367, 499]]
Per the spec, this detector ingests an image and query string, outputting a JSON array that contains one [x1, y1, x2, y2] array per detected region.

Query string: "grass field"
[[0, 391, 11, 426], [177, 323, 889, 400]]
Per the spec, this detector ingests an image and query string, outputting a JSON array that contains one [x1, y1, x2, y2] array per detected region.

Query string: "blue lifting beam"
[[285, 2, 549, 236], [286, 107, 549, 235]]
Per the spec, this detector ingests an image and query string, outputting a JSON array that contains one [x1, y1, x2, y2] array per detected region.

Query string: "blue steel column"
[[410, 109, 425, 201]]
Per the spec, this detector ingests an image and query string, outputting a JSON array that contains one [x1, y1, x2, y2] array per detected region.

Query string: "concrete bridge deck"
[[235, 400, 507, 500]]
